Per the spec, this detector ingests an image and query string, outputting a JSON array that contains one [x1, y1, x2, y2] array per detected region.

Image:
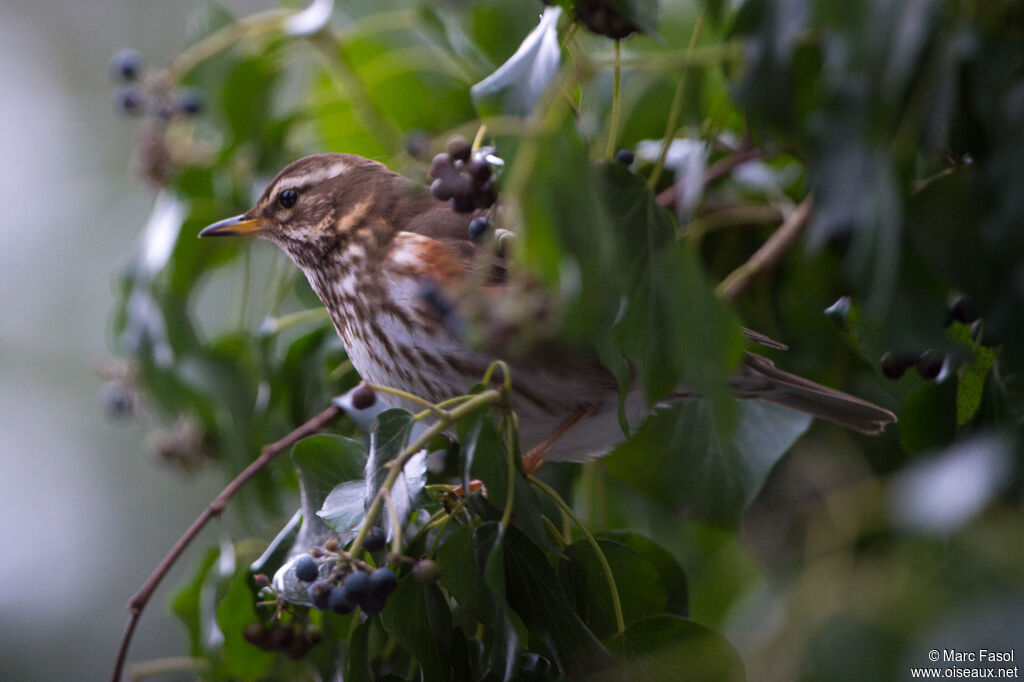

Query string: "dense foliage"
[[108, 0, 1024, 680]]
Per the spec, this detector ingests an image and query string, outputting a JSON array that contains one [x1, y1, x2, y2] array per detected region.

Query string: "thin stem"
[[500, 426, 516, 528], [647, 9, 706, 190], [603, 39, 622, 161], [262, 307, 330, 335], [471, 124, 488, 151], [382, 489, 403, 554], [348, 390, 505, 557], [716, 195, 813, 300], [166, 9, 291, 80], [308, 30, 403, 153], [528, 476, 625, 636], [127, 656, 209, 681], [368, 383, 446, 418], [111, 404, 344, 682]]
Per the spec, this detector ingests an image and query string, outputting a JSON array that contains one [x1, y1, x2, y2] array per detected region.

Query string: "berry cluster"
[[109, 48, 203, 120], [243, 619, 323, 660], [541, 0, 648, 39], [879, 296, 998, 381], [429, 136, 497, 214], [293, 529, 397, 616]]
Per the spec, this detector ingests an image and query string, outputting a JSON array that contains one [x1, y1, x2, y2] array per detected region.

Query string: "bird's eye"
[[278, 189, 299, 209]]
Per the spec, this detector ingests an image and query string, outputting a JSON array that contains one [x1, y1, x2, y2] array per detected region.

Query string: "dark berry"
[[369, 567, 398, 597], [431, 178, 455, 201], [308, 580, 333, 610], [475, 180, 497, 209], [614, 149, 635, 166], [519, 652, 554, 680], [114, 85, 146, 116], [970, 319, 1001, 347], [576, 1, 641, 39], [452, 193, 476, 214], [176, 88, 203, 116], [350, 384, 376, 410], [342, 571, 371, 602], [465, 158, 491, 183], [243, 622, 269, 648], [413, 559, 441, 585], [360, 591, 387, 615], [267, 624, 296, 650], [824, 296, 851, 331], [948, 296, 977, 325], [305, 625, 324, 646], [446, 135, 472, 162], [284, 637, 312, 660], [253, 573, 271, 588], [404, 129, 431, 159], [328, 586, 355, 614], [294, 555, 319, 582], [880, 351, 915, 380], [916, 349, 945, 379], [363, 526, 387, 552], [110, 48, 142, 81], [468, 217, 491, 242]]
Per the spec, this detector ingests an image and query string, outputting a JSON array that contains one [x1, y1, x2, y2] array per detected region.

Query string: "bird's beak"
[[198, 214, 272, 238]]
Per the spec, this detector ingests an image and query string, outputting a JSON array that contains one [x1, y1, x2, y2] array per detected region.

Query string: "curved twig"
[[111, 404, 345, 682], [716, 195, 813, 301]]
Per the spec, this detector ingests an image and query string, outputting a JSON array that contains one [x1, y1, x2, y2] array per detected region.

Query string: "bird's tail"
[[731, 353, 897, 434]]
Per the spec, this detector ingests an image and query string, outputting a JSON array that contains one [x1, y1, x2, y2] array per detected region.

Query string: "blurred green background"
[[4, 0, 1024, 680], [0, 2, 262, 680]]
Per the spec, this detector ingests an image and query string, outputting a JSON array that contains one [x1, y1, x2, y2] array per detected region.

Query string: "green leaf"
[[249, 508, 302, 577], [565, 538, 667, 639], [471, 6, 562, 116], [346, 620, 374, 682], [437, 525, 495, 623], [292, 435, 367, 543], [605, 400, 812, 526], [367, 409, 427, 533], [317, 480, 367, 533], [597, 615, 746, 682], [947, 322, 996, 426], [474, 522, 521, 682], [597, 531, 689, 617], [502, 526, 611, 676], [899, 381, 957, 453], [380, 577, 454, 681], [216, 571, 274, 680], [170, 546, 220, 658], [460, 413, 555, 551]]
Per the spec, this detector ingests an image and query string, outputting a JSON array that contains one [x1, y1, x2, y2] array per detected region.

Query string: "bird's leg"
[[522, 405, 597, 475]]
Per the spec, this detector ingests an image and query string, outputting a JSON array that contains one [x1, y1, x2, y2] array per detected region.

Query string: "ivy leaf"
[[598, 615, 746, 682], [292, 434, 366, 549], [471, 7, 562, 116], [366, 409, 427, 537], [597, 531, 689, 617], [437, 525, 494, 624], [474, 522, 521, 682], [380, 577, 454, 681], [564, 538, 668, 639], [605, 400, 812, 526], [317, 480, 368, 534], [171, 547, 220, 658], [216, 570, 274, 680], [502, 526, 611, 676]]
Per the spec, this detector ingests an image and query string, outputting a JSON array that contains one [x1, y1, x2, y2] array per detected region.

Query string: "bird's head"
[[199, 153, 403, 267]]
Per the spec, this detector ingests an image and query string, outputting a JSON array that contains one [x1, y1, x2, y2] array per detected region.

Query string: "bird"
[[200, 152, 896, 470]]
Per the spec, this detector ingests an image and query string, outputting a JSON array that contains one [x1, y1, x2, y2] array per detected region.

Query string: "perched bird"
[[201, 153, 895, 469]]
